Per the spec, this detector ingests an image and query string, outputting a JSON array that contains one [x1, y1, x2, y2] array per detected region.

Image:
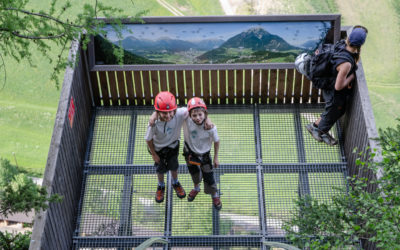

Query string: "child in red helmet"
[[184, 97, 221, 210], [146, 92, 214, 203], [146, 91, 187, 203]]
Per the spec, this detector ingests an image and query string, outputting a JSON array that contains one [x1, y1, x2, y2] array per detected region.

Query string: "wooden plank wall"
[[30, 42, 92, 250], [89, 68, 323, 106]]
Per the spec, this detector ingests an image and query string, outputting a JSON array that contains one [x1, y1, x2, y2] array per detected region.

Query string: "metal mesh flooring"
[[73, 104, 348, 249]]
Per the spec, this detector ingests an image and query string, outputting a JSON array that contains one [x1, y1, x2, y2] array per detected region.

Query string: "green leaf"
[[135, 237, 168, 250], [262, 241, 301, 250]]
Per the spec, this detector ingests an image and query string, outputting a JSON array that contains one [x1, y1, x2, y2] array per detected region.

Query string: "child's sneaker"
[[212, 197, 222, 210], [321, 132, 338, 146], [187, 189, 199, 202], [306, 123, 322, 142], [173, 182, 186, 198], [155, 185, 165, 203]]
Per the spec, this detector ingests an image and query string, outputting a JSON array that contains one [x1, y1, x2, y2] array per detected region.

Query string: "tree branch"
[[10, 30, 66, 40], [3, 7, 83, 28]]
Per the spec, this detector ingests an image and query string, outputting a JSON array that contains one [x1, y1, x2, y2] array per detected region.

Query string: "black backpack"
[[304, 40, 356, 90]]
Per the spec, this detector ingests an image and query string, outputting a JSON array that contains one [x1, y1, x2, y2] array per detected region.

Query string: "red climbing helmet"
[[187, 97, 207, 112], [154, 91, 177, 112]]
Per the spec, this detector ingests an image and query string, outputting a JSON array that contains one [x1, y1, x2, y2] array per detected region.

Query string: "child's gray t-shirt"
[[183, 118, 219, 155], [145, 107, 188, 151]]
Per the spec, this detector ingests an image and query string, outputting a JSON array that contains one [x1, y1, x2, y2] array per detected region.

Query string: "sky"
[[103, 21, 331, 47]]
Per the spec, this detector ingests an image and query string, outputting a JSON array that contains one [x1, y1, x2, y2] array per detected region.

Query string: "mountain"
[[220, 27, 299, 51], [117, 36, 225, 53], [94, 35, 167, 65], [196, 27, 301, 63], [190, 39, 225, 50]]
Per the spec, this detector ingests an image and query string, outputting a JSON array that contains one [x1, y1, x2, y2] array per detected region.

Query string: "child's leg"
[[154, 150, 167, 203], [201, 165, 217, 195], [187, 164, 202, 202], [187, 165, 202, 187], [201, 154, 222, 210], [167, 149, 180, 184], [203, 170, 221, 210], [167, 145, 186, 198], [157, 173, 165, 186]]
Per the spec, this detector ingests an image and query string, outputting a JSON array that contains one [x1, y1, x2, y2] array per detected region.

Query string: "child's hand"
[[213, 157, 219, 168], [204, 118, 214, 130], [149, 112, 158, 127], [152, 153, 160, 164]]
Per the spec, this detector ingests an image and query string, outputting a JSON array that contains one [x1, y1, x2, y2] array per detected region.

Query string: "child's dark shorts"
[[154, 142, 180, 174]]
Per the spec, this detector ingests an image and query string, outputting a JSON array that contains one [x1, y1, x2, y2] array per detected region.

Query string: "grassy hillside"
[[256, 0, 400, 129], [335, 0, 400, 130], [1, 0, 398, 175], [0, 0, 222, 175]]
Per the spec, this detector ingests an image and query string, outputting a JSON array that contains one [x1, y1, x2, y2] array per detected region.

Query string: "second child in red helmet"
[[183, 97, 222, 210], [146, 92, 214, 204]]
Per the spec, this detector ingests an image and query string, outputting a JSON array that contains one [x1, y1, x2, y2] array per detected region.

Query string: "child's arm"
[[204, 117, 214, 130], [148, 111, 158, 127], [147, 140, 160, 164], [213, 141, 220, 168]]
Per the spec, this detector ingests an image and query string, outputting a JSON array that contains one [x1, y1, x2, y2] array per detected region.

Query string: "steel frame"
[[73, 104, 348, 249]]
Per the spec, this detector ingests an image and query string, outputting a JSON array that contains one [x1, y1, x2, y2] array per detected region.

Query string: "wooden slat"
[[227, 70, 235, 104], [116, 71, 127, 106], [151, 71, 160, 99], [277, 69, 286, 104], [125, 71, 135, 105], [269, 69, 277, 104], [219, 70, 227, 104], [210, 70, 218, 104], [98, 71, 110, 106], [260, 69, 268, 104], [194, 70, 202, 98], [133, 71, 144, 105], [320, 89, 325, 102], [285, 69, 295, 104], [302, 77, 311, 104], [159, 71, 168, 91], [168, 71, 177, 97], [236, 70, 244, 105], [253, 69, 261, 104], [89, 71, 101, 106], [185, 70, 194, 100], [244, 69, 252, 104], [293, 70, 302, 103], [142, 71, 152, 105], [202, 70, 211, 105], [311, 84, 319, 103], [108, 71, 119, 106], [176, 70, 185, 104]]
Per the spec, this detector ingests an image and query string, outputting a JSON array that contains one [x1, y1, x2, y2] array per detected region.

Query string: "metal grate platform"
[[73, 104, 348, 249]]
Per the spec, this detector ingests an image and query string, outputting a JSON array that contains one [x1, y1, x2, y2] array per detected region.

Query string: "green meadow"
[[1, 0, 399, 176]]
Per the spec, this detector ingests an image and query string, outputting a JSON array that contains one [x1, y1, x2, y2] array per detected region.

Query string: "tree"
[[283, 119, 400, 249], [0, 0, 144, 88], [0, 157, 62, 217], [0, 231, 31, 250], [0, 157, 62, 249], [1, 1, 144, 247]]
